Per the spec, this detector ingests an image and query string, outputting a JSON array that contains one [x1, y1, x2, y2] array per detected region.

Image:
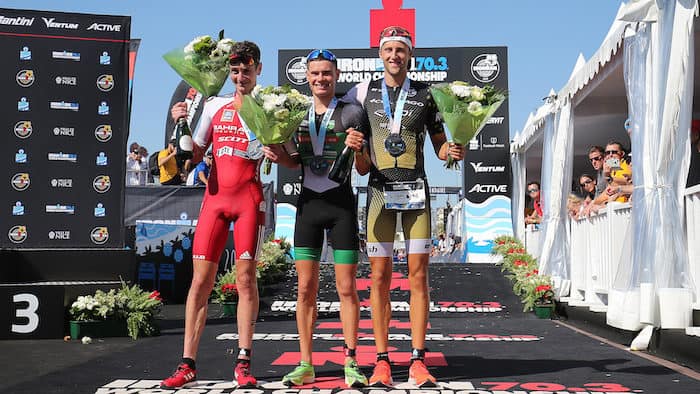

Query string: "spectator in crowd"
[[588, 145, 606, 197], [687, 119, 700, 187], [437, 234, 446, 255], [578, 173, 596, 202], [602, 141, 633, 202], [189, 151, 213, 186], [567, 193, 584, 220], [126, 142, 146, 185], [158, 139, 183, 185], [137, 146, 151, 184], [525, 181, 542, 225]]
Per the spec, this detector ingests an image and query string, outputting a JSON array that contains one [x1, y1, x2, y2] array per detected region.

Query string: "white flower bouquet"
[[236, 84, 311, 173], [163, 30, 235, 97], [430, 81, 507, 169]]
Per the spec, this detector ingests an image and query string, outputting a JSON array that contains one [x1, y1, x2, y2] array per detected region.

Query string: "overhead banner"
[[277, 47, 511, 261], [0, 8, 131, 248]]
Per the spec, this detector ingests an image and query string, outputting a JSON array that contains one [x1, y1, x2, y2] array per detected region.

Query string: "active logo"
[[90, 227, 109, 244], [471, 54, 500, 83], [93, 175, 111, 193], [468, 184, 508, 193], [96, 74, 114, 91], [87, 23, 121, 31], [16, 70, 35, 87], [8, 225, 28, 244], [11, 173, 30, 191]]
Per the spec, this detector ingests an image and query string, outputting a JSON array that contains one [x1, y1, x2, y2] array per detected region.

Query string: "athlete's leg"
[[406, 253, 429, 349], [295, 259, 320, 363], [334, 259, 359, 354], [234, 258, 259, 352], [183, 258, 220, 359]]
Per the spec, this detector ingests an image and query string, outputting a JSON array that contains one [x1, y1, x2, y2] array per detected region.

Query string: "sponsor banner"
[[270, 300, 503, 313], [95, 379, 637, 393], [216, 332, 540, 342], [277, 47, 510, 226], [0, 8, 130, 248]]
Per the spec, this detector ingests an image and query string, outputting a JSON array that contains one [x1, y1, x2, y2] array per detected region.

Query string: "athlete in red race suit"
[[161, 41, 264, 389]]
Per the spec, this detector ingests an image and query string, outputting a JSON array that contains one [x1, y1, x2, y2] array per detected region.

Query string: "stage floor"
[[1, 264, 698, 393]]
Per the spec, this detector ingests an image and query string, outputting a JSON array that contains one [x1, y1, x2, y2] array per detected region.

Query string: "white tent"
[[511, 0, 698, 333]]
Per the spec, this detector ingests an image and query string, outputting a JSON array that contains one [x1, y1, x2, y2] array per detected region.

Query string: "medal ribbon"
[[381, 78, 410, 135], [309, 97, 337, 156], [236, 111, 257, 142]]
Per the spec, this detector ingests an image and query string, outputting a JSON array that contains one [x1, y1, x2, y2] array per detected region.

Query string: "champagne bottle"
[[328, 144, 354, 184], [175, 118, 193, 161]]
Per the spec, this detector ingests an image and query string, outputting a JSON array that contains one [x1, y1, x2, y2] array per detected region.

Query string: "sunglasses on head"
[[306, 49, 337, 64], [589, 156, 602, 162], [380, 26, 412, 39], [605, 150, 620, 155], [229, 53, 255, 66]]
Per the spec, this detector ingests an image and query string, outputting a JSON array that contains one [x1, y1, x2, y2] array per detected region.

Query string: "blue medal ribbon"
[[381, 78, 410, 136], [309, 97, 337, 156]]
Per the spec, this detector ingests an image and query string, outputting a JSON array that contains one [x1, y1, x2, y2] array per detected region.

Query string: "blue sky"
[[4, 0, 623, 190]]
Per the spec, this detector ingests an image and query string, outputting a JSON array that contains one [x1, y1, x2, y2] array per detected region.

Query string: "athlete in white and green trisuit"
[[263, 49, 371, 388]]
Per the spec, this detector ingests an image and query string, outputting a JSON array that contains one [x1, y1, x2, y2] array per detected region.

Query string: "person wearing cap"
[[263, 48, 370, 388], [161, 41, 265, 389], [343, 25, 465, 388], [191, 151, 213, 186], [157, 139, 182, 185]]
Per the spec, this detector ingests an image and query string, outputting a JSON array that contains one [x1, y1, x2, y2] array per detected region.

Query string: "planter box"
[[69, 320, 128, 339], [534, 305, 554, 319], [221, 302, 237, 317]]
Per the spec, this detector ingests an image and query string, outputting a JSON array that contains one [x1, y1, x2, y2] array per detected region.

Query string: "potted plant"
[[212, 269, 238, 316], [69, 281, 162, 340], [257, 237, 292, 285], [530, 282, 556, 319]]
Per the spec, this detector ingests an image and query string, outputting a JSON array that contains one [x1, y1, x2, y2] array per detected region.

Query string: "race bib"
[[383, 179, 426, 210]]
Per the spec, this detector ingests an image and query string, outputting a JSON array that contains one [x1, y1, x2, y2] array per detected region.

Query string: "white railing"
[[568, 202, 632, 311], [524, 225, 542, 260], [685, 184, 700, 307]]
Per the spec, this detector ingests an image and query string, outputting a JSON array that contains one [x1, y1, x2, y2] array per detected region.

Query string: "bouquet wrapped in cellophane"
[[163, 30, 235, 97], [236, 84, 311, 173], [430, 81, 507, 169]]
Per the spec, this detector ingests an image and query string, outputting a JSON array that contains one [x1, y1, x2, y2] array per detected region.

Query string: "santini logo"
[[470, 162, 505, 173], [468, 184, 508, 193], [0, 16, 34, 26]]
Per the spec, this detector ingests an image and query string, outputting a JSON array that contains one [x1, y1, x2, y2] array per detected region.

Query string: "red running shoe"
[[408, 359, 437, 387], [160, 363, 196, 389], [369, 359, 393, 387], [234, 360, 258, 387]]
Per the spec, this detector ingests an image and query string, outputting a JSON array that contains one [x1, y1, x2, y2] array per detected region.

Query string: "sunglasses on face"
[[605, 150, 620, 156], [306, 49, 337, 64], [580, 179, 593, 187], [528, 188, 539, 193], [589, 156, 602, 162]]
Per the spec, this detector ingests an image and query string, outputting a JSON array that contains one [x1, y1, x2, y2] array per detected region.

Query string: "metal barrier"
[[568, 202, 632, 310], [126, 169, 155, 185], [524, 225, 542, 259]]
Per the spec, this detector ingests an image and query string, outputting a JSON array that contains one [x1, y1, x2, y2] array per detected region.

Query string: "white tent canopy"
[[510, 0, 699, 332]]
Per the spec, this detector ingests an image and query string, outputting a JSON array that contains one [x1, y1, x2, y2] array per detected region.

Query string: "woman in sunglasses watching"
[[525, 181, 542, 226], [263, 48, 370, 388], [578, 174, 597, 202]]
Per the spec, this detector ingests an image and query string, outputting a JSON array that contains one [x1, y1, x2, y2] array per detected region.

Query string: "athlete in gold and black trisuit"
[[344, 26, 465, 388]]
